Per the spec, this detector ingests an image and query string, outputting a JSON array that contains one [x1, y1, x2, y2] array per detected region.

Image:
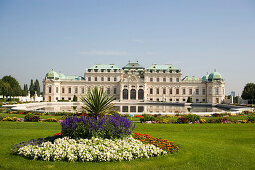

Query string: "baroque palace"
[[43, 62, 225, 104]]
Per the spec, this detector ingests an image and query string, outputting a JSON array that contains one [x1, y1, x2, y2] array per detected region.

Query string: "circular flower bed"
[[13, 115, 179, 162], [16, 136, 167, 162]]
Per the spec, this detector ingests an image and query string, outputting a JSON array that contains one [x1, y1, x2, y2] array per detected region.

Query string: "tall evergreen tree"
[[2, 75, 22, 98], [23, 84, 28, 96], [34, 79, 40, 96], [29, 79, 35, 96]]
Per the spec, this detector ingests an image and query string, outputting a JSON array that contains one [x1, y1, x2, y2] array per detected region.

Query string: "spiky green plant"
[[81, 87, 115, 118]]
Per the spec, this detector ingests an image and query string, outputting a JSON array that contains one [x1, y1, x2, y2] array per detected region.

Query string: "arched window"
[[138, 89, 144, 100], [123, 89, 128, 100], [130, 89, 136, 100]]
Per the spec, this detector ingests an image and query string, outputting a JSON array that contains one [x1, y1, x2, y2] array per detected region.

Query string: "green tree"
[[81, 87, 114, 118], [22, 84, 28, 96], [2, 75, 22, 98], [34, 79, 40, 96], [241, 83, 255, 104], [29, 79, 35, 96], [0, 80, 11, 100]]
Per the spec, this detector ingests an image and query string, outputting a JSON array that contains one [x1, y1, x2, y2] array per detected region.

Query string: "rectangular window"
[[170, 88, 172, 95], [170, 78, 173, 82], [150, 78, 153, 82], [107, 88, 110, 94], [62, 87, 65, 93], [157, 88, 159, 94], [215, 88, 219, 95], [114, 77, 117, 81], [170, 98, 172, 101], [101, 77, 104, 81], [62, 97, 64, 100], [189, 89, 192, 95], [156, 98, 159, 102], [203, 99, 206, 102], [56, 97, 58, 101], [56, 87, 58, 93], [114, 88, 117, 94], [196, 99, 199, 102], [176, 78, 179, 82], [202, 89, 206, 95], [157, 78, 159, 82], [88, 77, 91, 81], [94, 77, 97, 81], [49, 87, 51, 93], [69, 87, 71, 93], [150, 88, 153, 94], [182, 89, 186, 95], [75, 87, 78, 94], [108, 77, 110, 81], [163, 88, 166, 94], [176, 98, 179, 102], [68, 97, 71, 100], [196, 89, 199, 95], [183, 98, 186, 101], [163, 78, 166, 82], [176, 89, 179, 95], [150, 98, 153, 101]]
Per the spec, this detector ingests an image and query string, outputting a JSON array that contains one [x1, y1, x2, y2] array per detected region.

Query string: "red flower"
[[54, 133, 62, 136]]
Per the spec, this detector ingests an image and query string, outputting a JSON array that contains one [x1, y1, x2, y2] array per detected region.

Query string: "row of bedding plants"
[[12, 87, 179, 162], [139, 113, 255, 124]]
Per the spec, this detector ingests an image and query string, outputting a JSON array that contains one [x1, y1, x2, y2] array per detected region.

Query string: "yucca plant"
[[81, 87, 115, 118]]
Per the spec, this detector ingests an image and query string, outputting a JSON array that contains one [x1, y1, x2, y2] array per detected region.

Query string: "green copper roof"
[[46, 70, 59, 78], [202, 74, 209, 82], [122, 62, 145, 69], [147, 64, 178, 70], [182, 76, 201, 82], [208, 72, 223, 81], [89, 64, 119, 70], [46, 70, 84, 80]]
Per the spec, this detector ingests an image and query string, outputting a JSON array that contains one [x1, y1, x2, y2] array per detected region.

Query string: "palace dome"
[[46, 70, 59, 79], [202, 74, 209, 82], [208, 72, 222, 81]]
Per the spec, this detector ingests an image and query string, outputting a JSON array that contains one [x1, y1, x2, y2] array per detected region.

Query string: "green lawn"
[[0, 122, 254, 169]]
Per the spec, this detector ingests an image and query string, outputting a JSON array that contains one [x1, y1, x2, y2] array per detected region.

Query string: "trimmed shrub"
[[185, 114, 200, 122], [176, 116, 189, 124], [247, 114, 255, 122], [61, 115, 135, 139], [73, 95, 78, 102], [140, 114, 156, 122], [24, 113, 40, 122]]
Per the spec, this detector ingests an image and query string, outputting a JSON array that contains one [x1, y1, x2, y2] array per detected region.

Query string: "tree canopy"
[[241, 83, 255, 104], [1, 75, 22, 97]]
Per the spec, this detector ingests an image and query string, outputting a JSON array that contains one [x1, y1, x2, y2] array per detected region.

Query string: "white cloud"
[[80, 50, 129, 56]]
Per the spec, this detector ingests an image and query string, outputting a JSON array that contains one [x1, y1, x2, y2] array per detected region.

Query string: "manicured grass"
[[0, 122, 255, 169]]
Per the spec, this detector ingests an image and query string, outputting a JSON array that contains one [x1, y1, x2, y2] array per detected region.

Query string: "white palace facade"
[[43, 62, 225, 104]]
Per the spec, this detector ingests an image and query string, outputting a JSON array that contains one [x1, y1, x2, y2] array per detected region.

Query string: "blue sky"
[[0, 0, 254, 95]]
